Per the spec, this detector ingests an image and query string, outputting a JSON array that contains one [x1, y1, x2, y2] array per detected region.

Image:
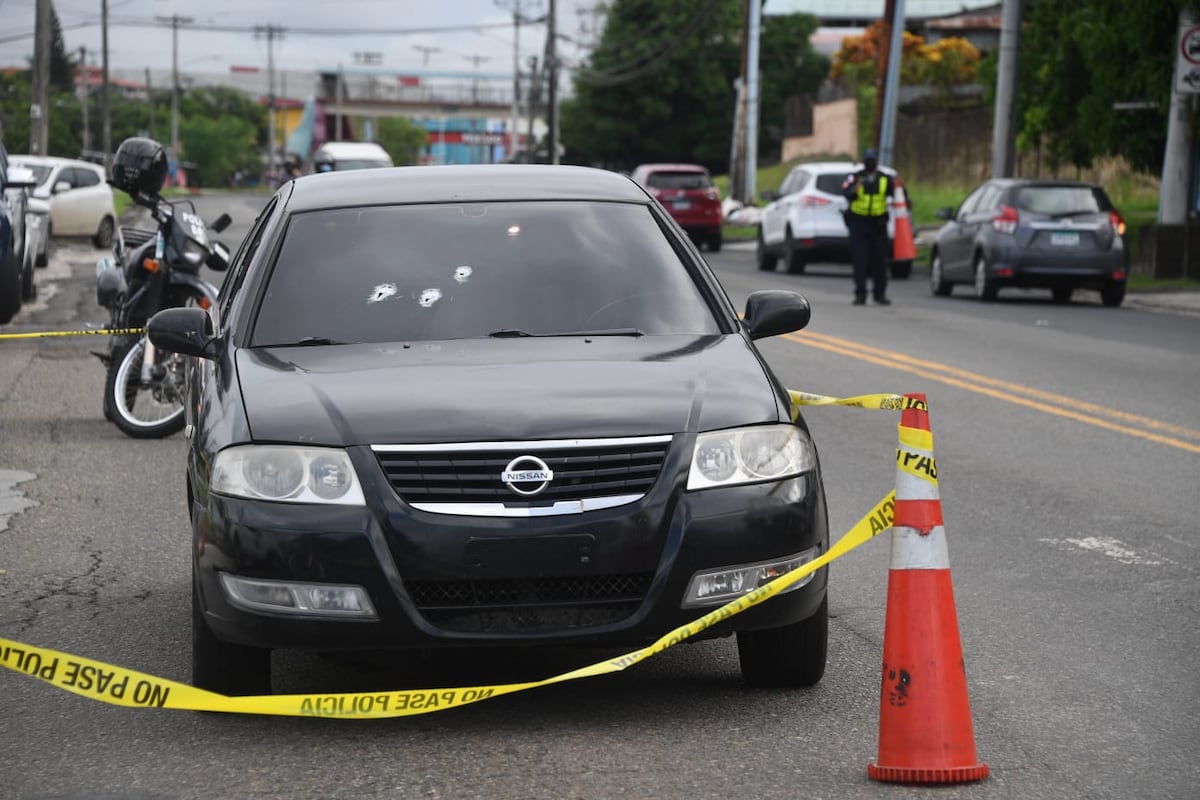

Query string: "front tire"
[[737, 595, 828, 688], [973, 253, 998, 302], [104, 335, 187, 438], [192, 578, 272, 697], [930, 251, 952, 296], [93, 215, 115, 249], [756, 228, 777, 271], [20, 244, 36, 301], [0, 251, 20, 324]]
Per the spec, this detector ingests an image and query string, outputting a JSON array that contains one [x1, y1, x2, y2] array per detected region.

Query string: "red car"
[[631, 163, 724, 252]]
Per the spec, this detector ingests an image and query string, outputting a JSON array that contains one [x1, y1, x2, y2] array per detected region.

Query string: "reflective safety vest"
[[849, 174, 889, 217]]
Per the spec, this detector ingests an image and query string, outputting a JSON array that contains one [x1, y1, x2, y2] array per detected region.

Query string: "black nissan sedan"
[[148, 164, 829, 696]]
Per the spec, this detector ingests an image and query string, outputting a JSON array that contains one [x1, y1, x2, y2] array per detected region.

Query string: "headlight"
[[687, 425, 815, 490], [212, 446, 366, 505], [180, 237, 208, 266]]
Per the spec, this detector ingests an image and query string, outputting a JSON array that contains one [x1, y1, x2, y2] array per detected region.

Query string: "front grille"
[[407, 573, 653, 633], [375, 438, 672, 505]]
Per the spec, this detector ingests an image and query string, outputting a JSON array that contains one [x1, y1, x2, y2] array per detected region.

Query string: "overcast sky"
[[0, 0, 607, 79]]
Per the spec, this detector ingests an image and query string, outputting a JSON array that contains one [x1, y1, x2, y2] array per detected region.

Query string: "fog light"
[[682, 546, 821, 608], [220, 574, 377, 618]]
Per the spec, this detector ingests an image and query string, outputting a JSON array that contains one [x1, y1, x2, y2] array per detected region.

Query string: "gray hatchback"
[[929, 179, 1128, 306]]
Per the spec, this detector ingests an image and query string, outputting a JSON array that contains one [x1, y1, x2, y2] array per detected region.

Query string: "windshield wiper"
[[276, 336, 354, 347], [487, 328, 645, 338]]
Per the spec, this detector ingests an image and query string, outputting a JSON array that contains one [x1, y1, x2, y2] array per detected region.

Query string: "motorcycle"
[[96, 138, 232, 438]]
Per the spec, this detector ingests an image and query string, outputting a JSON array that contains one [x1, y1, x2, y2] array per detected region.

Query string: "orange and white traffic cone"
[[867, 393, 989, 785], [892, 184, 917, 262]]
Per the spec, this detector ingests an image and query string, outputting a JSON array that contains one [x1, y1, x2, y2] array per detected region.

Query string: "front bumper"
[[193, 450, 829, 652]]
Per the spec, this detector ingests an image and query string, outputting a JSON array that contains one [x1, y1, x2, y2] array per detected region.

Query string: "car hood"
[[235, 334, 783, 445]]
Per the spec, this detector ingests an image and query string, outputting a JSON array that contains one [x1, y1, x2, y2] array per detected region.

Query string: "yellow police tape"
[[789, 390, 907, 410], [0, 327, 143, 340], [0, 492, 896, 718]]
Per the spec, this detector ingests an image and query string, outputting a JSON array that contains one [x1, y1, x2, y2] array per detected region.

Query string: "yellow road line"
[[784, 331, 1200, 455]]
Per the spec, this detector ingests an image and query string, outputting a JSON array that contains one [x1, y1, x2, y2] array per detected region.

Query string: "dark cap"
[[863, 148, 879, 163]]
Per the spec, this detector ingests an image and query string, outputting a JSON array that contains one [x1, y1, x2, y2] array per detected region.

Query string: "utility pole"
[[145, 67, 155, 139], [878, 0, 906, 167], [102, 0, 111, 159], [463, 55, 490, 104], [30, 0, 51, 156], [525, 55, 541, 161], [413, 45, 440, 66], [255, 25, 285, 185], [79, 46, 90, 153], [545, 0, 558, 164], [1161, 9, 1193, 225], [991, 0, 1021, 178], [156, 14, 193, 164], [872, 0, 897, 150], [744, 0, 761, 203], [510, 2, 522, 161]]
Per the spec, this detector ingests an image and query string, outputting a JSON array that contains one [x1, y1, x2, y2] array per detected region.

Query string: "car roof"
[[790, 160, 898, 175], [10, 155, 103, 171], [314, 141, 391, 158], [633, 163, 709, 173], [284, 164, 650, 212]]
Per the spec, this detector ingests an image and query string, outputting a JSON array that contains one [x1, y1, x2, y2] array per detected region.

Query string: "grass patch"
[[1128, 274, 1200, 292], [113, 192, 131, 220]]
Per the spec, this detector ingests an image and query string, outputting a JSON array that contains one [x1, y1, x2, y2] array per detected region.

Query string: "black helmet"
[[862, 147, 879, 166], [110, 137, 168, 196]]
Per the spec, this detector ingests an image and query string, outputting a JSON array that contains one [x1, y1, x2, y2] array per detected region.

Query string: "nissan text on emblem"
[[501, 455, 555, 496]]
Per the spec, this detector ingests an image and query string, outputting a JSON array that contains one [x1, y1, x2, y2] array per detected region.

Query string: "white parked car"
[[757, 160, 912, 279], [9, 155, 116, 250]]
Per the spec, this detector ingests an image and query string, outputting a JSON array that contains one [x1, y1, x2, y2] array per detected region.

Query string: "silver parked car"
[[929, 179, 1128, 306]]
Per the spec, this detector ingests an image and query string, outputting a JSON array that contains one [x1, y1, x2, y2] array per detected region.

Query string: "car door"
[[761, 168, 804, 247], [64, 166, 107, 234], [49, 167, 90, 234], [938, 184, 988, 278]]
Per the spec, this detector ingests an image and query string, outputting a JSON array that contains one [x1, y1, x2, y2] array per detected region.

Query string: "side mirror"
[[935, 206, 955, 221], [743, 290, 811, 340], [210, 213, 232, 233], [53, 181, 71, 194], [147, 307, 218, 359], [760, 190, 780, 202]]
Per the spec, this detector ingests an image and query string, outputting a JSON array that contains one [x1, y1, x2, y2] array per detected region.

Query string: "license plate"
[[1050, 231, 1080, 246], [671, 200, 692, 210]]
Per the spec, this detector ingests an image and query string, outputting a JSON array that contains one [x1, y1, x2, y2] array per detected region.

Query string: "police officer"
[[842, 148, 893, 305]]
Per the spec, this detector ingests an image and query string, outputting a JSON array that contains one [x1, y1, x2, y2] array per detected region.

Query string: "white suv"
[[757, 160, 912, 279], [10, 155, 117, 249]]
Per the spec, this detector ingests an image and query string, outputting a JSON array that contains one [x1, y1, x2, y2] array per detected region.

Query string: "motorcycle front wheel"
[[104, 334, 187, 438]]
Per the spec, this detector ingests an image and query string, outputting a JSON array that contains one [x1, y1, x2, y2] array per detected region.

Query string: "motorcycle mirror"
[[206, 241, 231, 272], [210, 213, 232, 233]]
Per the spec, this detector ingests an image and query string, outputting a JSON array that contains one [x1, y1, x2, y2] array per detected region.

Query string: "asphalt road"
[[0, 193, 1197, 800]]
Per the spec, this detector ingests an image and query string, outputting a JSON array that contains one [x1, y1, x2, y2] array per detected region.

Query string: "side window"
[[974, 185, 1002, 214], [217, 197, 278, 327], [57, 168, 78, 190], [956, 185, 987, 218], [74, 168, 100, 188]]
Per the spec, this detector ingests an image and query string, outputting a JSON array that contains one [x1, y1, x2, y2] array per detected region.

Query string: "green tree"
[[561, 0, 742, 171], [561, 1, 826, 171], [376, 117, 428, 165], [1016, 0, 1199, 173], [179, 114, 259, 187], [759, 13, 831, 157], [49, 6, 76, 92]]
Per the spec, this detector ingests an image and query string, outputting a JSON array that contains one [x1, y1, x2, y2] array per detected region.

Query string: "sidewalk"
[[1124, 291, 1200, 315]]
